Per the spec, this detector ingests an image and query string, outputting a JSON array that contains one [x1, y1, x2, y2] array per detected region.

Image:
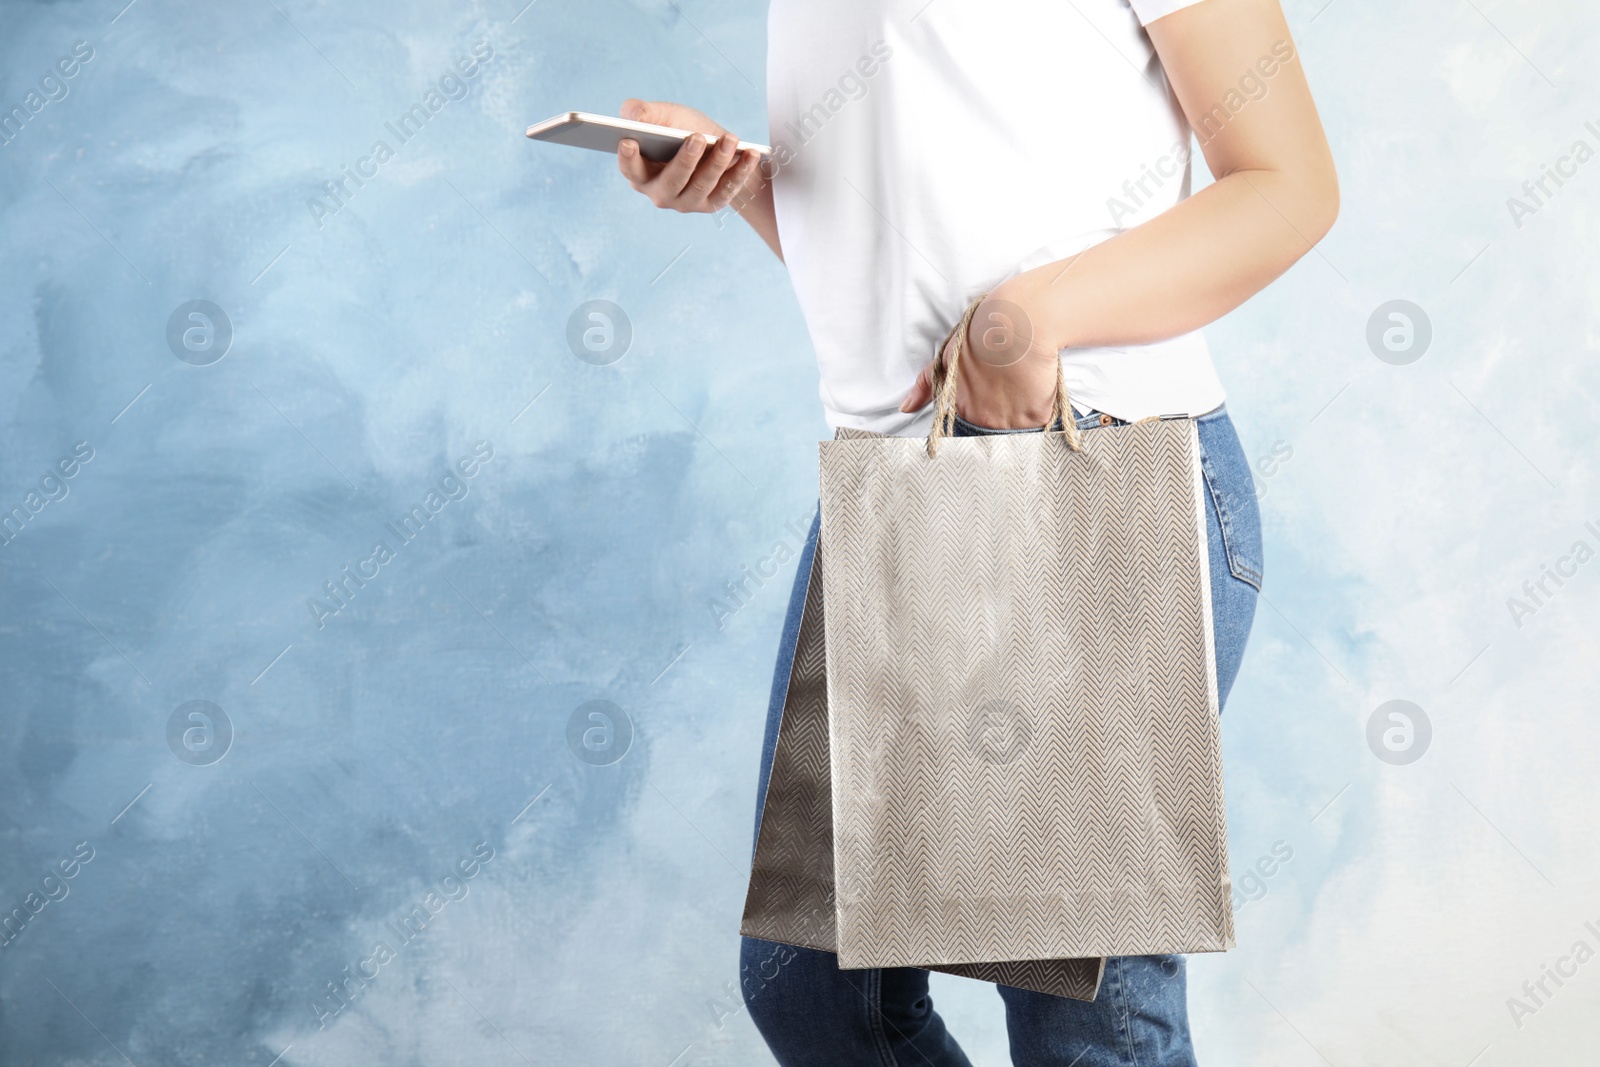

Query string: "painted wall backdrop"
[[0, 0, 1595, 1063]]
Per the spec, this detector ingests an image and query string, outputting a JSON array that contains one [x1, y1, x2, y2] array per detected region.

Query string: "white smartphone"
[[525, 111, 772, 163]]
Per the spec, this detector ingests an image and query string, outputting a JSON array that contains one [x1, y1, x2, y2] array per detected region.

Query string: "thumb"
[[900, 364, 934, 413], [621, 98, 651, 122]]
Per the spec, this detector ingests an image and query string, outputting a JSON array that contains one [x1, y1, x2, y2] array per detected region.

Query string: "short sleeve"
[[1126, 0, 1210, 26]]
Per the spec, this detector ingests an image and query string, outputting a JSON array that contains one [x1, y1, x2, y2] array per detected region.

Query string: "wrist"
[[964, 278, 1050, 368], [995, 267, 1074, 356]]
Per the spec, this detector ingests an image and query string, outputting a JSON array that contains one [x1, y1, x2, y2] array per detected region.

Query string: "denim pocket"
[[1196, 413, 1264, 591], [951, 412, 1010, 436], [951, 412, 1051, 436], [952, 410, 1113, 437]]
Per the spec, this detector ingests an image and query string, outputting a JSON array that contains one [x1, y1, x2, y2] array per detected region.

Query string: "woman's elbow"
[[1304, 160, 1340, 244]]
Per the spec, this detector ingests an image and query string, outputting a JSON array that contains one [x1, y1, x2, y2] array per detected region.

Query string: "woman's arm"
[[903, 0, 1338, 426], [614, 99, 782, 259]]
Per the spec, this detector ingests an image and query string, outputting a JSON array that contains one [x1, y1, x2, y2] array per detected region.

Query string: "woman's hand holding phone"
[[615, 100, 762, 213], [613, 99, 782, 258]]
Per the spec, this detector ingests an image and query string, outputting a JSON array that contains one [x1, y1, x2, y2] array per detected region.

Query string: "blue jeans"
[[740, 405, 1262, 1067]]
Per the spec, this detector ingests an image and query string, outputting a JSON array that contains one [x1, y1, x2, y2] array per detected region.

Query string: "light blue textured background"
[[1, 1, 1596, 1064]]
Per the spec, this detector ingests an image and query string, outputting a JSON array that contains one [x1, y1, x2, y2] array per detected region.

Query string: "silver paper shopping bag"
[[819, 415, 1232, 972]]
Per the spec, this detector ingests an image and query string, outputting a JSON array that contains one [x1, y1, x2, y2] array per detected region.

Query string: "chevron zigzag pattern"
[[741, 544, 1108, 1001]]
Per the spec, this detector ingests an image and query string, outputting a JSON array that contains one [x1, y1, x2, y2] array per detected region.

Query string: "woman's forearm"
[[1012, 159, 1338, 353], [732, 178, 783, 261]]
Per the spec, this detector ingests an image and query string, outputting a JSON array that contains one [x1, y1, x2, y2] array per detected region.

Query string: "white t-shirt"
[[766, 0, 1223, 436]]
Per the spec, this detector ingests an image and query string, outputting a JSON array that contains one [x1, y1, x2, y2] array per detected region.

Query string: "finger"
[[707, 149, 762, 210], [643, 132, 709, 202], [731, 149, 766, 202], [620, 97, 651, 122], [616, 139, 657, 185], [683, 133, 742, 205], [900, 364, 934, 413]]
